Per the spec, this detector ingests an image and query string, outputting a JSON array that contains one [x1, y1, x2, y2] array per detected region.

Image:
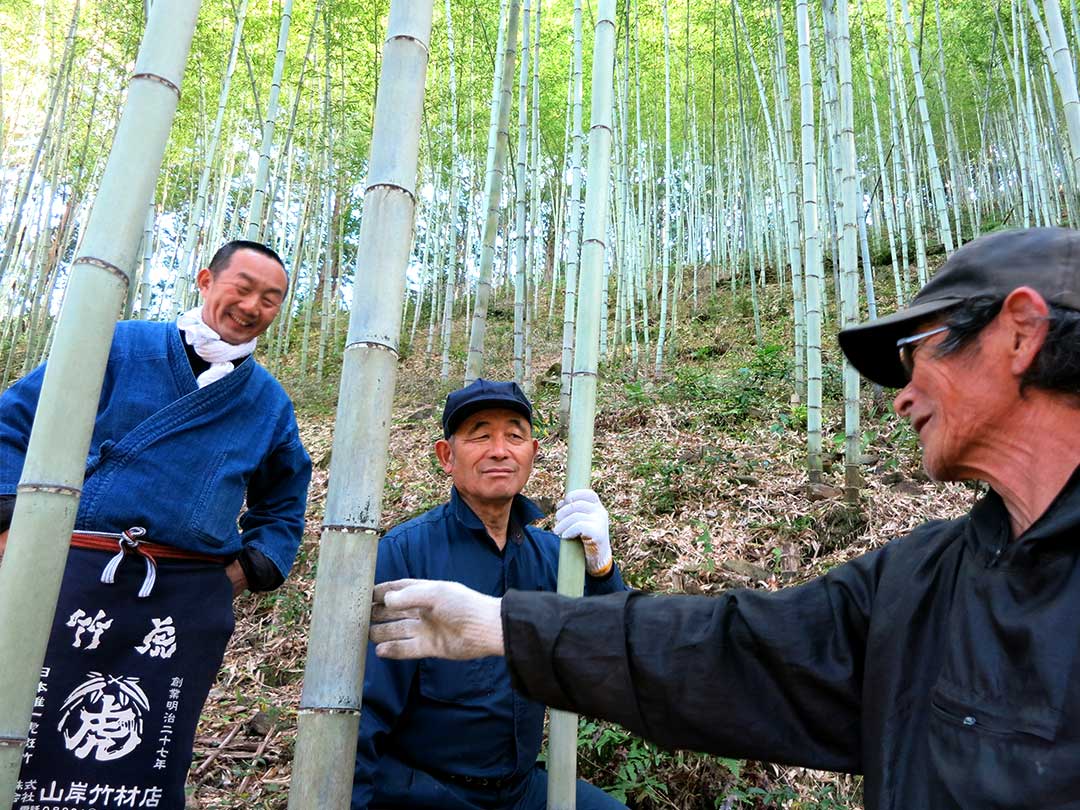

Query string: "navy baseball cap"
[[442, 379, 533, 438], [839, 228, 1080, 388]]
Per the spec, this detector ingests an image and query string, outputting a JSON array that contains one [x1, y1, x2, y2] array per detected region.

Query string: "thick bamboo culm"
[[548, 1, 617, 807], [0, 0, 201, 800], [285, 2, 433, 806]]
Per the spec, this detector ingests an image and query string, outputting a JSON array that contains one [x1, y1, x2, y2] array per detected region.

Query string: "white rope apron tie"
[[99, 526, 157, 598]]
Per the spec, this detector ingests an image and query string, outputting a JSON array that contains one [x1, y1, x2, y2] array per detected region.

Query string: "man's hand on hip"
[[225, 560, 248, 598], [370, 579, 505, 660], [554, 489, 613, 577]]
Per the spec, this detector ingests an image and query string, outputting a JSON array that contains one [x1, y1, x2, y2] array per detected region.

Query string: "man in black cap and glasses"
[[367, 229, 1080, 809], [352, 379, 628, 810]]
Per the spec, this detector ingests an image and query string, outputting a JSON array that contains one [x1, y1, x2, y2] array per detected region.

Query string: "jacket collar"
[[168, 322, 255, 395], [969, 463, 1080, 564], [448, 486, 544, 537]]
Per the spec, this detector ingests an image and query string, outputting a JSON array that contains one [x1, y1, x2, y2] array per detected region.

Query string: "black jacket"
[[502, 468, 1080, 809]]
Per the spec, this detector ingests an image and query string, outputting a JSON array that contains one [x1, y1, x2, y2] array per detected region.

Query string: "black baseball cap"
[[839, 228, 1080, 388], [442, 379, 533, 438]]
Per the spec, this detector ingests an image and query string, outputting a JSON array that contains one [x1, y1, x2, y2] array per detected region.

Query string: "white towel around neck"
[[176, 307, 257, 388]]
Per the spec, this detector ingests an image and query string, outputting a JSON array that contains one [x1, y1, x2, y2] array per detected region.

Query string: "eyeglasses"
[[896, 325, 949, 380]]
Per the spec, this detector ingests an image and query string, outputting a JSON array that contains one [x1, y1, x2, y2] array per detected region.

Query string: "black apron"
[[15, 530, 234, 810]]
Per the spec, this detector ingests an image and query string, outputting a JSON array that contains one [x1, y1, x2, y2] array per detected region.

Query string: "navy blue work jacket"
[[352, 487, 627, 809]]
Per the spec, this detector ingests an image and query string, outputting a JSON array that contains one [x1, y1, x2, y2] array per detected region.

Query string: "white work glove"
[[370, 579, 505, 660], [554, 489, 613, 577]]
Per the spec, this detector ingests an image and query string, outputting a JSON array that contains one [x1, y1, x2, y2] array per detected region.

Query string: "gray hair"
[[936, 294, 1080, 400]]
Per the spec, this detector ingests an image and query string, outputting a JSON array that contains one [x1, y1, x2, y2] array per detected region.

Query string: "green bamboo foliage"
[[286, 2, 433, 806], [0, 0, 200, 797], [548, 1, 617, 806]]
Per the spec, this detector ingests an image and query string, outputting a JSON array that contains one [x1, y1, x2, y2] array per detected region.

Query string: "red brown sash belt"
[[71, 530, 226, 565]]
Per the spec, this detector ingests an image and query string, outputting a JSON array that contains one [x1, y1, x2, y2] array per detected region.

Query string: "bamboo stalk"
[[173, 0, 249, 314], [899, 0, 955, 254], [1042, 0, 1080, 208], [513, 0, 531, 388], [246, 0, 294, 241], [559, 0, 586, 427], [465, 0, 520, 385], [285, 2, 433, 806], [653, 0, 673, 375], [797, 0, 824, 483], [0, 0, 200, 798], [832, 0, 862, 502], [548, 2, 617, 807], [439, 0, 460, 382]]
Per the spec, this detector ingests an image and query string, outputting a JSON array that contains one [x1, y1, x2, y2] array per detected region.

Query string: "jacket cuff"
[[238, 547, 285, 592], [0, 495, 14, 534]]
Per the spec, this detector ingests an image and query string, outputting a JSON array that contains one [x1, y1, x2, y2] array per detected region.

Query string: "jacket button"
[[963, 716, 977, 727]]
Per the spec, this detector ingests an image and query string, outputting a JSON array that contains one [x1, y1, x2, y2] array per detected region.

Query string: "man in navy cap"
[[368, 229, 1080, 809], [351, 379, 628, 810]]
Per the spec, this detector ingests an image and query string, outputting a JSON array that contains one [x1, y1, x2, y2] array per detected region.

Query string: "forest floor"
[[187, 276, 976, 809]]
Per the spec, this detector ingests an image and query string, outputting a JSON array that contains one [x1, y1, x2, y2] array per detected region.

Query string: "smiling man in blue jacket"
[[352, 379, 627, 810], [0, 240, 311, 809]]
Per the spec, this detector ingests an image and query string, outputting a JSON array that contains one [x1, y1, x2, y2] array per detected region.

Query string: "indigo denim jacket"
[[0, 320, 311, 578]]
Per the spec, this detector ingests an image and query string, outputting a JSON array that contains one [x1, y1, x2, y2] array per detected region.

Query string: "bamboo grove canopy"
[[6, 0, 1079, 481]]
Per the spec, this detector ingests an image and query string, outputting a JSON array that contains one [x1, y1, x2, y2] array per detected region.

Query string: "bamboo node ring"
[[77, 256, 131, 287], [297, 706, 361, 716], [343, 340, 399, 357], [387, 34, 430, 55], [365, 181, 415, 200], [17, 483, 82, 497], [131, 72, 181, 96], [321, 525, 384, 537], [0, 735, 27, 748]]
